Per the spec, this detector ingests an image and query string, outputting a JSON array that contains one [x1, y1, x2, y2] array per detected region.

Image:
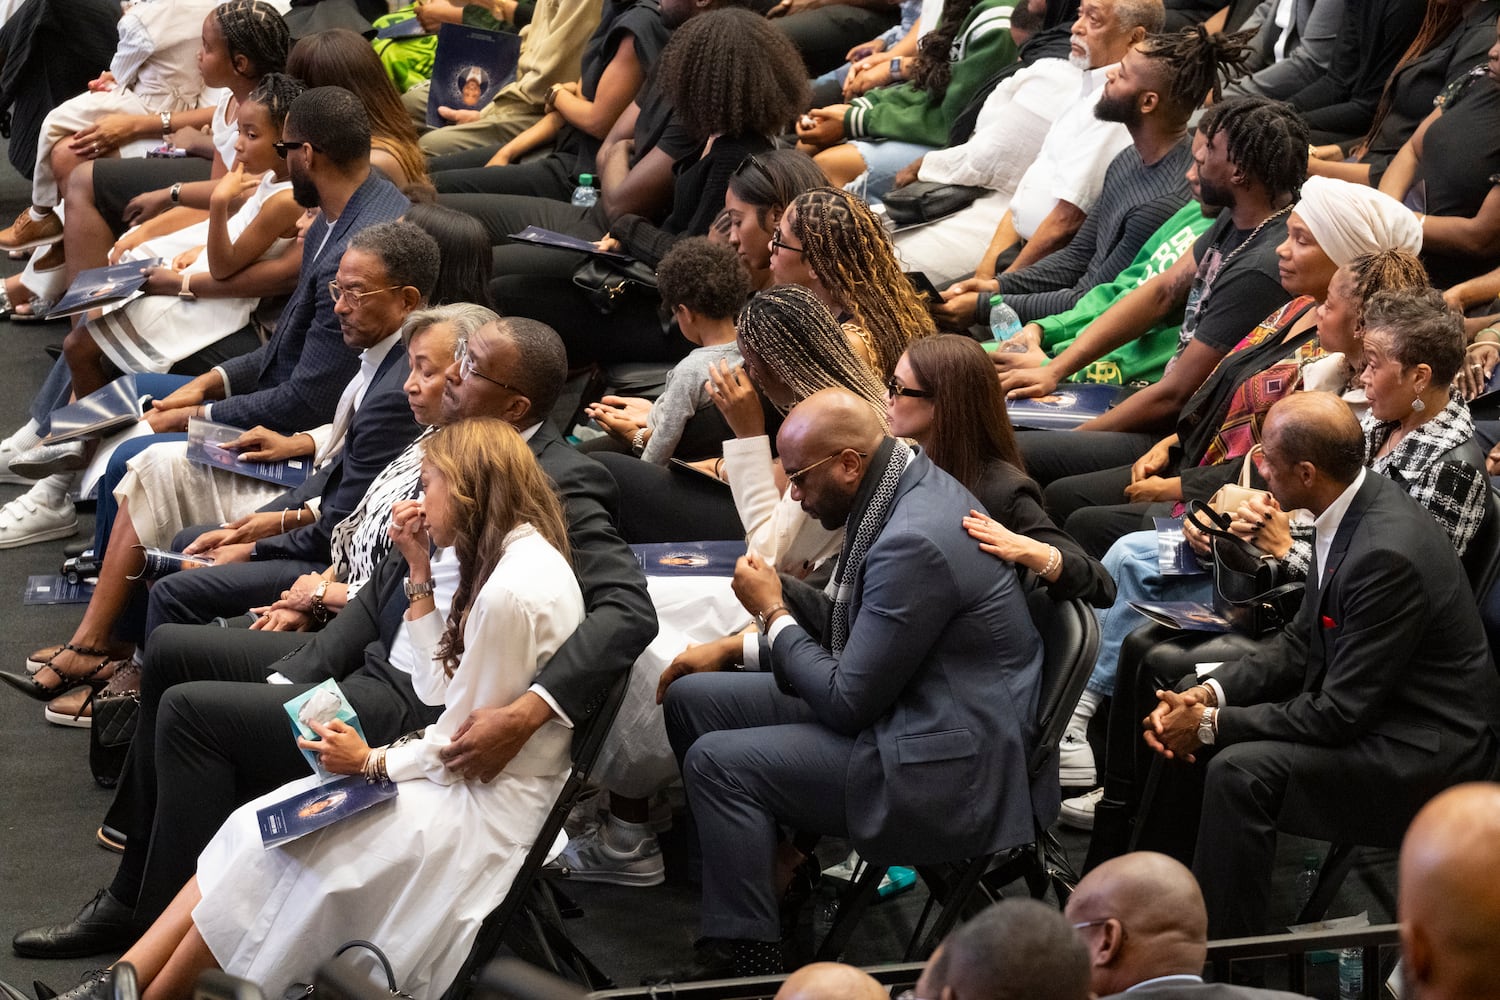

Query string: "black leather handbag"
[[571, 256, 658, 314], [89, 690, 140, 788], [282, 940, 413, 999], [881, 181, 988, 226], [1186, 500, 1304, 637]]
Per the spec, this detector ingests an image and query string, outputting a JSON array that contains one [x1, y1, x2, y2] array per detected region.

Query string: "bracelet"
[[159, 111, 172, 137], [631, 427, 647, 455], [362, 745, 389, 783], [1192, 683, 1218, 708], [1040, 545, 1060, 579], [280, 509, 289, 533], [1473, 327, 1500, 346], [178, 271, 195, 300], [714, 457, 726, 481], [169, 181, 182, 205]]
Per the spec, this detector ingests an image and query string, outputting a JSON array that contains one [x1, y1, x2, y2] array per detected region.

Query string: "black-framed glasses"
[[734, 153, 774, 188], [769, 232, 805, 255], [886, 375, 934, 399], [785, 449, 867, 486], [328, 281, 400, 306], [454, 338, 525, 395], [273, 138, 317, 159]]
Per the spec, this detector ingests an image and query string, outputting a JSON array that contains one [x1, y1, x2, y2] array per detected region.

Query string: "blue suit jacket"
[[213, 171, 410, 431], [765, 448, 1049, 865]]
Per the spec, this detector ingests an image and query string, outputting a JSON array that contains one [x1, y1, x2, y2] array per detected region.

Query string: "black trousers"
[[143, 556, 319, 641], [105, 624, 425, 921], [774, 4, 901, 77], [1018, 429, 1156, 488], [91, 157, 214, 234], [594, 452, 745, 543], [431, 147, 574, 201]]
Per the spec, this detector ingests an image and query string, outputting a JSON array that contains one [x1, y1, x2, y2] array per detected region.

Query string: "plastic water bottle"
[[1294, 852, 1321, 914], [988, 295, 1027, 352], [1338, 947, 1363, 999], [570, 173, 599, 208]]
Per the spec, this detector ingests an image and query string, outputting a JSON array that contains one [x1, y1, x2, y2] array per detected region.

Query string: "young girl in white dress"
[[67, 417, 585, 1000]]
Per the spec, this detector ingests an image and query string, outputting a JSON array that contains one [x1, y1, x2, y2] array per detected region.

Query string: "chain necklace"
[[1219, 203, 1293, 269]]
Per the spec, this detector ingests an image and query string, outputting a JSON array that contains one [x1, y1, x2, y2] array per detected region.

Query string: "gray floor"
[[0, 143, 1397, 998]]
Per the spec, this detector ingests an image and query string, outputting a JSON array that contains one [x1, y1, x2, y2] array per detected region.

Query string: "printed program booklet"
[[1002, 383, 1131, 431], [185, 417, 311, 487], [425, 23, 520, 128], [1154, 516, 1204, 576], [47, 259, 163, 319], [1128, 600, 1233, 633], [507, 225, 634, 261], [632, 540, 743, 577], [43, 375, 149, 444], [24, 575, 94, 605], [125, 546, 213, 582]]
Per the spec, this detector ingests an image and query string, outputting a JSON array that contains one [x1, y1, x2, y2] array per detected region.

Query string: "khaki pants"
[[402, 81, 540, 155]]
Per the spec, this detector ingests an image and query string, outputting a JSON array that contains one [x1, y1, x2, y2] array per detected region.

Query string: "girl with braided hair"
[[0, 0, 291, 318], [773, 186, 937, 378]]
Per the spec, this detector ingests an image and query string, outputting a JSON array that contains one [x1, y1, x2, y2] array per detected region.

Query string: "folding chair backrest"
[[1024, 587, 1101, 780]]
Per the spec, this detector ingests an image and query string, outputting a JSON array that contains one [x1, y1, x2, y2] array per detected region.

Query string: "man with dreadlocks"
[[1000, 94, 1306, 484], [655, 387, 1046, 981]]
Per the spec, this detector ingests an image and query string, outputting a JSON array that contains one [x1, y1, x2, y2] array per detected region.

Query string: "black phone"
[[905, 270, 941, 299]]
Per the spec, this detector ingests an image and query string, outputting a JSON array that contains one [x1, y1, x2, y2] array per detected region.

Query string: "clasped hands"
[[1142, 685, 1212, 763]]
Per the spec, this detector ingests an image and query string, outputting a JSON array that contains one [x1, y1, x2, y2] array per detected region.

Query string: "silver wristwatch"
[[403, 577, 435, 601], [1197, 706, 1218, 746]]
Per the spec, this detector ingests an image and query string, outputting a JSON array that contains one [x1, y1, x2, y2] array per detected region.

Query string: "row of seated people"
[[0, 0, 1497, 994]]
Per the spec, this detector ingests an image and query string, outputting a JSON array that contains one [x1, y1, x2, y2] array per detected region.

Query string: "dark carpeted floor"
[[0, 139, 1397, 998]]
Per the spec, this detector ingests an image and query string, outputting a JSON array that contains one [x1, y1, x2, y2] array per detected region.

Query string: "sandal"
[[9, 297, 55, 323], [0, 642, 116, 701], [26, 642, 66, 675]]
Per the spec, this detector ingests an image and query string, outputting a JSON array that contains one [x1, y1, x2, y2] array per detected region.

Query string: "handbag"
[[89, 691, 140, 789], [1186, 500, 1303, 637], [281, 940, 413, 999], [571, 256, 658, 314], [1208, 445, 1272, 517], [880, 180, 988, 227]]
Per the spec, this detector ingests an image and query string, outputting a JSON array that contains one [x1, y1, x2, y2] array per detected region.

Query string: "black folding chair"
[[440, 671, 632, 999], [815, 586, 1102, 962]]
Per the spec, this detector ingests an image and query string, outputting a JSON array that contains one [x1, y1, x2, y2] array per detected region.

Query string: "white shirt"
[[307, 330, 402, 467], [918, 58, 1081, 190], [1126, 974, 1206, 991], [1007, 63, 1130, 240]]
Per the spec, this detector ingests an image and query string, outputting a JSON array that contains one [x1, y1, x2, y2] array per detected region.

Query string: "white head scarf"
[[1292, 176, 1423, 268]]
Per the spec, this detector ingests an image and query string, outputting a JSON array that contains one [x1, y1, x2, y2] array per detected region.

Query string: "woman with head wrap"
[[1044, 175, 1425, 557]]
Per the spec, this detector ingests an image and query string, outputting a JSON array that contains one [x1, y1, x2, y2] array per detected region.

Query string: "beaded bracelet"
[[1040, 545, 1060, 579]]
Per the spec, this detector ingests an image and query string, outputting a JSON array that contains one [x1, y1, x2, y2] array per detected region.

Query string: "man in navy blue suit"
[[659, 388, 1049, 979]]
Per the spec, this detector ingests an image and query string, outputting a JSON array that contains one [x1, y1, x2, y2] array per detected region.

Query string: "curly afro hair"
[[656, 8, 809, 142]]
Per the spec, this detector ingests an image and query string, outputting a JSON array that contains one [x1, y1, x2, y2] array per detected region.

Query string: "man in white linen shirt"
[[893, 0, 1163, 286]]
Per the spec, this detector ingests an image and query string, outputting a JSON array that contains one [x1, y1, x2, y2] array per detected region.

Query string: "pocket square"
[[1321, 615, 1338, 629]]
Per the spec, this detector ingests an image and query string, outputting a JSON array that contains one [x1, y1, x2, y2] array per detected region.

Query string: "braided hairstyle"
[[786, 186, 936, 379], [656, 8, 808, 142], [245, 72, 303, 131], [907, 0, 983, 99], [736, 284, 889, 427], [1197, 95, 1308, 201], [1345, 248, 1430, 328], [1359, 2, 1469, 157], [1134, 25, 1253, 119], [214, 0, 290, 79]]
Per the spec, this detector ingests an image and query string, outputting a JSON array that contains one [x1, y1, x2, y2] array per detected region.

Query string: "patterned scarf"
[[826, 438, 912, 654]]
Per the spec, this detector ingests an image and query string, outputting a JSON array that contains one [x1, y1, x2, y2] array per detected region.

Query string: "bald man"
[[1398, 782, 1500, 999], [1143, 393, 1500, 940], [655, 388, 1048, 980], [773, 962, 887, 1000], [1068, 851, 1311, 998]]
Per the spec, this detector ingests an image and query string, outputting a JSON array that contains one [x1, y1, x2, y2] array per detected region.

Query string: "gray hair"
[[400, 302, 500, 350], [1112, 0, 1166, 34], [348, 220, 440, 303]]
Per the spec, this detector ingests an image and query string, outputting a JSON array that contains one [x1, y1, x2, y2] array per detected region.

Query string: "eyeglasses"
[[886, 375, 934, 399], [734, 154, 774, 187], [454, 339, 524, 394], [1071, 919, 1112, 931], [769, 233, 805, 255], [328, 281, 401, 306], [273, 138, 318, 159], [785, 449, 867, 486], [893, 991, 934, 1000]]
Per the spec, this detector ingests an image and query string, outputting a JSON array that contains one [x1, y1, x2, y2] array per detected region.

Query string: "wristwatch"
[[168, 181, 182, 205], [889, 57, 903, 80], [159, 110, 173, 137], [310, 578, 331, 624], [403, 577, 435, 601], [1197, 706, 1218, 746], [178, 272, 195, 300], [754, 602, 789, 633]]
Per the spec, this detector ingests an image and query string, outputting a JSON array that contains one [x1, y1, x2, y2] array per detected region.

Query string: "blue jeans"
[[1090, 530, 1212, 697], [92, 372, 193, 556], [846, 138, 936, 203]]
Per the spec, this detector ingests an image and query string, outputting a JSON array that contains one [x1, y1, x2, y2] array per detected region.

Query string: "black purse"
[[89, 691, 140, 788], [880, 181, 988, 226], [282, 940, 413, 999], [571, 256, 658, 314], [1186, 500, 1304, 637]]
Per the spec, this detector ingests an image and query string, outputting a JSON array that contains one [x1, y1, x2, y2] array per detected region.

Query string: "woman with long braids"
[[722, 149, 828, 294], [1, 0, 291, 317], [771, 186, 937, 379], [597, 284, 886, 567], [32, 418, 585, 1000]]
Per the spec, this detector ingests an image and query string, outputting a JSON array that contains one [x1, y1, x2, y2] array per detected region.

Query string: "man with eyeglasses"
[[13, 314, 656, 959], [652, 387, 1047, 981], [1065, 851, 1311, 998]]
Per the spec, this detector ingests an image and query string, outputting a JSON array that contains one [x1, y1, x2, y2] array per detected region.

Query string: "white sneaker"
[[554, 822, 665, 887], [1059, 730, 1097, 787], [0, 492, 77, 548], [0, 434, 33, 486], [1059, 787, 1105, 831]]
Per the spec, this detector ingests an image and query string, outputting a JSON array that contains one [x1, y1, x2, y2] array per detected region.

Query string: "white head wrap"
[[1291, 175, 1423, 268]]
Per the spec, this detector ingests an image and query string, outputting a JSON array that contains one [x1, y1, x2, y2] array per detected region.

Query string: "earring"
[[1411, 396, 1426, 413]]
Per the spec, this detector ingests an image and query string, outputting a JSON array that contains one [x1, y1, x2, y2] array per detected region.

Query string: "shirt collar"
[[1082, 61, 1116, 94], [359, 329, 402, 374], [1311, 467, 1367, 558], [1127, 974, 1206, 991]]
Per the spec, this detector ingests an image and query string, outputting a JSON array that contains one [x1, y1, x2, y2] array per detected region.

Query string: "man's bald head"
[[1399, 783, 1500, 999], [773, 962, 886, 1000], [1065, 851, 1208, 996], [776, 388, 888, 530], [1258, 392, 1365, 515]]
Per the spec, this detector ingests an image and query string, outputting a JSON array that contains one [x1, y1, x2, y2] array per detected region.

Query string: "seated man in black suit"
[[657, 388, 1048, 979], [12, 317, 656, 956], [1068, 851, 1311, 999], [1144, 392, 1500, 940]]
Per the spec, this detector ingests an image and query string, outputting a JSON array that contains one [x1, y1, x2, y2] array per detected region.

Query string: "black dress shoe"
[[38, 970, 108, 1000], [12, 889, 137, 958], [640, 938, 736, 985]]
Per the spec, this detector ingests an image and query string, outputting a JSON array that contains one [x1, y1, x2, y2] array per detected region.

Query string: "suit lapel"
[[1305, 474, 1383, 691]]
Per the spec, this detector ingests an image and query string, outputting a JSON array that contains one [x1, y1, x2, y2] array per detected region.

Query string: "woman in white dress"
[[62, 417, 585, 1000]]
